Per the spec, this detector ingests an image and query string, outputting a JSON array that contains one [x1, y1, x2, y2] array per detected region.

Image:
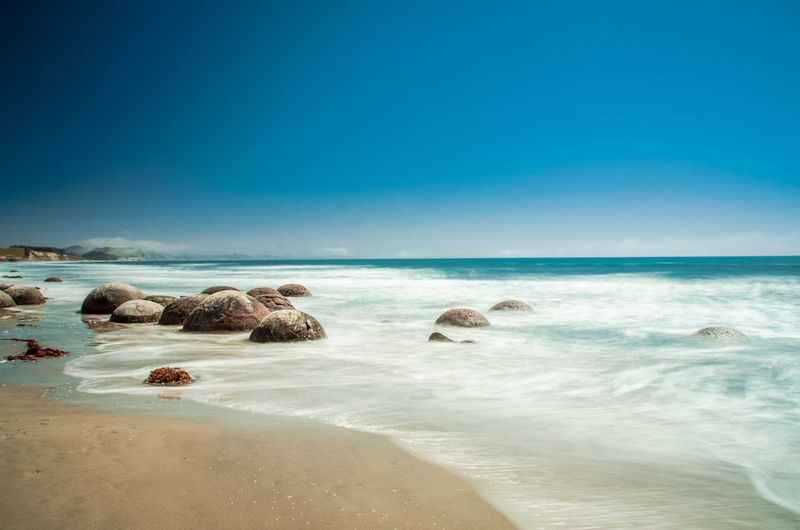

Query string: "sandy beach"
[[0, 384, 516, 530]]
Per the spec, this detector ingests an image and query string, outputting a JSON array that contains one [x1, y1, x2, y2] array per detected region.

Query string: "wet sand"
[[0, 384, 516, 530]]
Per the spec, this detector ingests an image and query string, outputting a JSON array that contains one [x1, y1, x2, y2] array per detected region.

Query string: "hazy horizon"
[[2, 2, 798, 257]]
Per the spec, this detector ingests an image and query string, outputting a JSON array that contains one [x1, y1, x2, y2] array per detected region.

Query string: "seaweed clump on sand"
[[4, 338, 69, 362], [144, 367, 192, 386]]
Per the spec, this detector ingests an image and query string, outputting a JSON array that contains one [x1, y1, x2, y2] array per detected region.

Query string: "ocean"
[[2, 257, 799, 529]]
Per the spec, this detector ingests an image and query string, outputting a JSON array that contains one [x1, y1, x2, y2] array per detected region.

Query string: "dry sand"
[[0, 384, 516, 530]]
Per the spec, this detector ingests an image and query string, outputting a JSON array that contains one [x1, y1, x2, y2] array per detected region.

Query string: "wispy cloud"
[[81, 237, 188, 253]]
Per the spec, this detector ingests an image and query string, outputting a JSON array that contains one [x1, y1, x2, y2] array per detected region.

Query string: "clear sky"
[[1, 1, 798, 257]]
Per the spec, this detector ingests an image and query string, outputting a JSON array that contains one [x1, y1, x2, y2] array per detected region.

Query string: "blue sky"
[[1, 1, 798, 257]]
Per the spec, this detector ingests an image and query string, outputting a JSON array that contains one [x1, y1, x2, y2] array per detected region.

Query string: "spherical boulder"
[[693, 327, 748, 341], [81, 283, 144, 314], [489, 299, 531, 312], [183, 291, 269, 332], [144, 295, 178, 306], [247, 287, 294, 311], [249, 310, 326, 343], [0, 290, 15, 308], [158, 294, 208, 326], [435, 308, 489, 327], [277, 283, 311, 297], [4, 285, 46, 306], [44, 277, 64, 283], [144, 367, 192, 386], [429, 331, 455, 342], [202, 286, 239, 295], [110, 300, 164, 324]]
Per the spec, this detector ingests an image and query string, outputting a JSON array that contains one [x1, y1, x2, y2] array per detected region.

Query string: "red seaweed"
[[3, 338, 69, 362]]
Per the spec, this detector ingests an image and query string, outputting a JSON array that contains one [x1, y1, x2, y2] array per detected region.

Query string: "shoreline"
[[0, 383, 517, 530]]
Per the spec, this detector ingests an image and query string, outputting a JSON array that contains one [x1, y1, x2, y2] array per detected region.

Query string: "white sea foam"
[[9, 260, 800, 528]]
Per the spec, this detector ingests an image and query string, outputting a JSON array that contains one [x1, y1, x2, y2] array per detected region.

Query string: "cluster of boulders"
[[77, 282, 326, 346], [0, 284, 46, 306]]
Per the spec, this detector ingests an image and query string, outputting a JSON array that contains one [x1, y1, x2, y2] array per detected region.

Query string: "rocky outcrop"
[[144, 367, 192, 385], [0, 290, 15, 308], [4, 285, 46, 305], [201, 286, 239, 295], [44, 277, 64, 283], [144, 295, 178, 306], [110, 300, 164, 323], [249, 309, 326, 342], [158, 294, 208, 325], [693, 327, 748, 341], [435, 308, 490, 327], [183, 291, 269, 332], [277, 283, 311, 297], [489, 299, 531, 311], [247, 287, 294, 311], [81, 283, 144, 314]]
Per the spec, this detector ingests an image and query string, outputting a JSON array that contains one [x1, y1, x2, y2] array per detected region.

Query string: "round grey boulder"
[[277, 283, 311, 297], [110, 299, 164, 324], [202, 285, 239, 295], [435, 308, 490, 327], [144, 295, 178, 306], [0, 290, 15, 308], [247, 287, 294, 311], [489, 299, 531, 312], [693, 327, 748, 341], [159, 294, 209, 326], [183, 291, 269, 332], [249, 310, 326, 342], [44, 277, 64, 283], [81, 283, 144, 314], [4, 285, 46, 306]]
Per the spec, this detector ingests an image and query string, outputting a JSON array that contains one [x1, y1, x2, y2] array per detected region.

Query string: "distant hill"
[[81, 246, 168, 261]]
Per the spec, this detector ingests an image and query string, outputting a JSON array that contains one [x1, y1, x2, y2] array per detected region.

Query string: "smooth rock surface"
[[0, 290, 15, 308], [81, 283, 144, 314], [249, 310, 326, 342], [277, 283, 311, 297], [159, 295, 209, 326], [489, 299, 531, 312], [435, 308, 490, 327], [110, 300, 164, 324], [4, 285, 46, 306], [183, 291, 269, 332], [201, 286, 239, 295], [144, 295, 178, 306], [247, 287, 294, 311]]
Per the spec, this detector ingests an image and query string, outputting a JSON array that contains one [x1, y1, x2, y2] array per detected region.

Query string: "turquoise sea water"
[[1, 257, 799, 529]]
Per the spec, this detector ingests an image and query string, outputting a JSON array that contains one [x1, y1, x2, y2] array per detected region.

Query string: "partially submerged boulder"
[[277, 283, 311, 297], [0, 290, 15, 308], [201, 286, 239, 295], [249, 310, 326, 342], [428, 332, 476, 344], [247, 287, 294, 311], [4, 285, 46, 305], [144, 295, 178, 306], [44, 277, 64, 283], [3, 275, 23, 279], [489, 299, 531, 312], [81, 283, 144, 314], [110, 299, 164, 323], [159, 294, 209, 326], [693, 327, 748, 341], [435, 308, 490, 327], [183, 291, 269, 332], [144, 367, 192, 386], [429, 331, 455, 342]]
